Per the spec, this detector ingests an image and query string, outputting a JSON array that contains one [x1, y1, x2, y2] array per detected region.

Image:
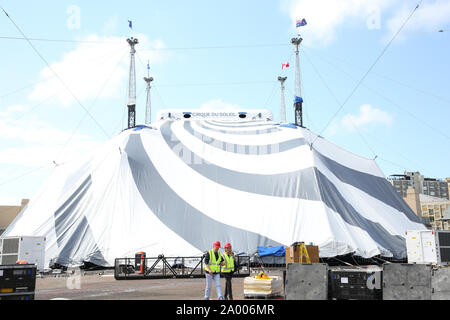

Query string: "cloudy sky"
[[0, 0, 449, 204]]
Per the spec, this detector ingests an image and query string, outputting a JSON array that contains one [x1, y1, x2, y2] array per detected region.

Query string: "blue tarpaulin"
[[257, 246, 285, 257], [280, 123, 298, 129]]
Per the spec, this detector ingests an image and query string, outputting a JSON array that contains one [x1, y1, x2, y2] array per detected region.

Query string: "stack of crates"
[[0, 264, 37, 300], [328, 266, 382, 300]]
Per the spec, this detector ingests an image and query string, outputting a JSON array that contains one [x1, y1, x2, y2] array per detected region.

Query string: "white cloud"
[[385, 0, 450, 42], [0, 106, 101, 167], [326, 104, 393, 135], [281, 0, 396, 45], [29, 34, 168, 107], [103, 14, 119, 34], [200, 99, 241, 111]]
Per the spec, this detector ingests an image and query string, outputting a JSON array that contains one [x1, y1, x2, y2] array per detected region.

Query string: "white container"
[[0, 236, 46, 272], [406, 230, 450, 265]]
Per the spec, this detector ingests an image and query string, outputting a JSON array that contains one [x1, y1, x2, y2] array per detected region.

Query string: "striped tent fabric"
[[2, 110, 426, 267]]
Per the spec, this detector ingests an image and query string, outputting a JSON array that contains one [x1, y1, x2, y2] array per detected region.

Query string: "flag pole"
[[278, 76, 287, 124], [126, 36, 138, 129], [291, 36, 303, 127], [144, 61, 153, 125]]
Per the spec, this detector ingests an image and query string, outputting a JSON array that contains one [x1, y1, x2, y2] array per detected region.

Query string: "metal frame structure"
[[291, 36, 304, 127], [114, 254, 251, 280], [126, 37, 138, 129]]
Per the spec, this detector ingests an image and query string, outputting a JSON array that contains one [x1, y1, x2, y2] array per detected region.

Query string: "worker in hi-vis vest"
[[203, 241, 225, 300], [221, 242, 236, 300]]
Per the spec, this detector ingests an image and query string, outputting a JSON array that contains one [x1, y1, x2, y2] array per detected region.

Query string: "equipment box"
[[0, 236, 45, 272], [0, 264, 37, 300], [285, 245, 319, 264], [406, 230, 450, 265], [329, 266, 382, 300]]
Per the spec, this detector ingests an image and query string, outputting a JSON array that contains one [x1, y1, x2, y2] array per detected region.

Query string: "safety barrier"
[[114, 254, 250, 280]]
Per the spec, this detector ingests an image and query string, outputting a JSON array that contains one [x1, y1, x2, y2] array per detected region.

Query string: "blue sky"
[[0, 0, 449, 204]]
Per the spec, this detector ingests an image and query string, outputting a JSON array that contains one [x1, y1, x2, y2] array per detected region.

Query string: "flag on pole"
[[147, 62, 150, 70], [294, 96, 303, 103], [282, 62, 290, 69], [128, 20, 133, 29], [296, 18, 307, 28]]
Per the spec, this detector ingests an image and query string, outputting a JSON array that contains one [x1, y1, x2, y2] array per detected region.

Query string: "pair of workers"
[[203, 241, 236, 300]]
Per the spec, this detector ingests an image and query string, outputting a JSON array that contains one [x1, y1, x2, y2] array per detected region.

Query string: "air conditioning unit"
[[0, 236, 46, 272], [406, 230, 450, 265]]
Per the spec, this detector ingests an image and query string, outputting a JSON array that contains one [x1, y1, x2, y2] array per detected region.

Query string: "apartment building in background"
[[389, 171, 449, 200], [389, 172, 450, 230]]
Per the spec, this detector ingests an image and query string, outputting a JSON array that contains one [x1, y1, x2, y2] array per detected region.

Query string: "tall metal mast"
[[291, 36, 304, 127], [278, 76, 287, 124], [144, 61, 153, 125], [126, 37, 138, 129]]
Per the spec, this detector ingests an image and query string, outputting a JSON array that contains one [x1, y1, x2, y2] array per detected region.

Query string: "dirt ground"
[[35, 269, 285, 300]]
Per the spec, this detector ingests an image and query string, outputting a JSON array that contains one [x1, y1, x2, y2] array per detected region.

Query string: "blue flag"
[[147, 63, 150, 70], [128, 20, 133, 29], [296, 18, 307, 28]]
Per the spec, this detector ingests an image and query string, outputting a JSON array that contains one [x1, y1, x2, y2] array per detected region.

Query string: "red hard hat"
[[213, 241, 221, 248], [224, 242, 231, 248]]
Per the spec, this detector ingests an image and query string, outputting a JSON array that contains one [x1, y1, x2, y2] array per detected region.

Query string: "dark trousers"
[[223, 273, 233, 300]]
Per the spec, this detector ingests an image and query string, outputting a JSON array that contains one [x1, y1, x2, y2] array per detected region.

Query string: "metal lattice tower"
[[144, 68, 153, 125], [278, 76, 287, 124], [291, 37, 304, 127], [126, 37, 138, 129]]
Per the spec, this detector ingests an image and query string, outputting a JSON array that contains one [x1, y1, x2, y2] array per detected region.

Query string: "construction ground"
[[35, 269, 285, 300]]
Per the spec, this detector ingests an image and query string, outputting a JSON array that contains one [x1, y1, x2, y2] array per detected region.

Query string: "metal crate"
[[329, 266, 382, 300], [0, 264, 37, 299]]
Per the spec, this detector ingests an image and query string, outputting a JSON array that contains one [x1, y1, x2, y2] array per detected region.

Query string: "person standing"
[[221, 242, 236, 300], [203, 241, 225, 300]]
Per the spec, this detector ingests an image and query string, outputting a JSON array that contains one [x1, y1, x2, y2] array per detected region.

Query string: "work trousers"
[[204, 273, 223, 300], [223, 273, 233, 300]]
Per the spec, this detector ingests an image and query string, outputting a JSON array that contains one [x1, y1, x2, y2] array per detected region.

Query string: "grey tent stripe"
[[205, 120, 276, 128], [124, 134, 282, 254], [314, 170, 407, 258], [161, 121, 410, 257], [54, 176, 92, 242], [184, 121, 420, 222], [313, 150, 422, 223], [53, 175, 108, 266], [184, 121, 306, 155], [196, 121, 280, 135]]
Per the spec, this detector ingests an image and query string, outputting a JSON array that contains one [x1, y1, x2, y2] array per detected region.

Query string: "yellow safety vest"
[[221, 252, 235, 273], [204, 249, 222, 273]]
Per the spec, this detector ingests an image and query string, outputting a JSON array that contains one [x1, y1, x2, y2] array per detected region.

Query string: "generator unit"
[[406, 230, 450, 265], [0, 236, 46, 272]]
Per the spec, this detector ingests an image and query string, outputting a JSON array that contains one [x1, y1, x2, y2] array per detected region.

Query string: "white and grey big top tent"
[[2, 109, 426, 268]]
